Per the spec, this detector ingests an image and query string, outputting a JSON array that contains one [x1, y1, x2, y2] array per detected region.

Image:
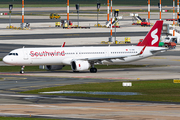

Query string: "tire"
[[90, 68, 97, 73], [20, 70, 24, 74]]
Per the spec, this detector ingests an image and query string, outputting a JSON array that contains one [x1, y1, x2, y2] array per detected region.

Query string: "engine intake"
[[71, 60, 90, 71]]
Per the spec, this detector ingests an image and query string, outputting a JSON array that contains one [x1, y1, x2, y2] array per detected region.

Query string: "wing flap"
[[77, 55, 128, 63]]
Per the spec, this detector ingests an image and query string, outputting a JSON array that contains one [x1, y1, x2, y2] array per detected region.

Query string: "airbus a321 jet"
[[3, 20, 166, 74]]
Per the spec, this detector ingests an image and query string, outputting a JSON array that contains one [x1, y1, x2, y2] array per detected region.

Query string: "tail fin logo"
[[137, 20, 163, 47], [151, 28, 158, 45]]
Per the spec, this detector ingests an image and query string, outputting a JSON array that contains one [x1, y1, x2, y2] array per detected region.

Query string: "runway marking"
[[72, 76, 131, 80], [149, 57, 167, 59], [51, 84, 68, 86], [85, 82, 100, 84], [0, 94, 39, 98], [3, 77, 27, 80], [173, 59, 180, 62], [0, 73, 33, 76], [26, 105, 112, 110], [10, 85, 44, 91], [0, 36, 14, 37], [10, 88, 29, 91]]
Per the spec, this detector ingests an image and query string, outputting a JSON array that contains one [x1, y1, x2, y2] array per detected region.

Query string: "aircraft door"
[[23, 50, 29, 60], [105, 49, 109, 57]]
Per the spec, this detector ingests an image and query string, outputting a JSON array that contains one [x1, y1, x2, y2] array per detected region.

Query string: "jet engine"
[[71, 60, 90, 71], [39, 65, 64, 70]]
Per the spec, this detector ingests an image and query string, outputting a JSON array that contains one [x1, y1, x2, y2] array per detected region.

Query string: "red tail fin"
[[137, 20, 163, 47]]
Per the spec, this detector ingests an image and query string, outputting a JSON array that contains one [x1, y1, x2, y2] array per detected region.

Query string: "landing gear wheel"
[[20, 66, 25, 74], [90, 68, 97, 73], [20, 70, 24, 74]]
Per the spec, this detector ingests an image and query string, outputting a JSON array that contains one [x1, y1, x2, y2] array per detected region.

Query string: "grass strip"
[[0, 66, 46, 72], [0, 65, 146, 72], [21, 80, 180, 103]]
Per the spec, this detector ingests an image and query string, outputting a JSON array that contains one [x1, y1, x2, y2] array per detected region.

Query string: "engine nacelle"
[[39, 65, 64, 70], [71, 60, 90, 71]]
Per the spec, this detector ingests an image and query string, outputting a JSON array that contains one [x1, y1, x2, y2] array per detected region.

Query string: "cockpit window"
[[8, 53, 18, 56]]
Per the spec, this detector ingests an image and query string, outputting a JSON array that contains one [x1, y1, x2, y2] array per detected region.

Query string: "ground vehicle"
[[163, 42, 176, 49], [125, 37, 131, 43], [141, 19, 150, 26], [160, 36, 178, 49], [61, 20, 73, 28], [50, 13, 60, 19], [55, 22, 60, 27], [112, 22, 120, 28], [161, 36, 180, 44], [130, 13, 150, 26]]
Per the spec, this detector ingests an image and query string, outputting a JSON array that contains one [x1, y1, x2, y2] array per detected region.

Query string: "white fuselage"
[[3, 46, 163, 66]]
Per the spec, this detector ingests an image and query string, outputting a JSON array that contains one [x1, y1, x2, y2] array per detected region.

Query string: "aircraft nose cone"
[[3, 56, 10, 64]]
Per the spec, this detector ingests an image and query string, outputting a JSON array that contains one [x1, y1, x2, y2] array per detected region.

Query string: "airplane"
[[3, 20, 166, 74]]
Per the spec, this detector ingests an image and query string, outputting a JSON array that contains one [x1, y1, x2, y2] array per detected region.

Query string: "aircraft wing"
[[76, 55, 132, 64], [87, 55, 129, 62], [77, 46, 147, 63]]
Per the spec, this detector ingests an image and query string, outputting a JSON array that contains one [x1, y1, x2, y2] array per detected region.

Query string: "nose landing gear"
[[20, 66, 25, 74]]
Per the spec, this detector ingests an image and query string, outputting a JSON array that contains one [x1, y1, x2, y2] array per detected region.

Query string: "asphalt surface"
[[0, 75, 119, 94], [0, 75, 116, 120], [0, 18, 109, 23], [0, 32, 148, 40]]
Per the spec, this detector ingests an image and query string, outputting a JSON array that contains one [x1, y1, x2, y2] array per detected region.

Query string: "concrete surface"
[[0, 102, 180, 120]]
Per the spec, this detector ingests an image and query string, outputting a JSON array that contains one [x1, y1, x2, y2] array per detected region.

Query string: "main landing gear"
[[90, 63, 97, 73], [90, 67, 97, 73], [20, 66, 25, 74]]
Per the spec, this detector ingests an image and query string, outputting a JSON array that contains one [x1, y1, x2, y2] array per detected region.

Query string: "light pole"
[[9, 4, 13, 28], [76, 4, 79, 27], [67, 0, 69, 28], [97, 3, 101, 27], [158, 0, 161, 20], [109, 0, 113, 42], [21, 0, 24, 29], [177, 0, 179, 25], [107, 0, 109, 22], [148, 0, 150, 23], [173, 0, 175, 36], [114, 9, 119, 42]]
